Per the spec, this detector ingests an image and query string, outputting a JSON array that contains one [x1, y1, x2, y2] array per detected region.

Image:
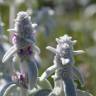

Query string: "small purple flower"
[[12, 72, 28, 89], [18, 48, 24, 55], [18, 45, 33, 56], [12, 33, 17, 44], [27, 46, 33, 55]]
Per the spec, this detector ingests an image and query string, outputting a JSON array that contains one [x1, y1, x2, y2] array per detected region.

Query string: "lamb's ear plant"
[[1, 11, 52, 96], [40, 34, 93, 96], [33, 6, 55, 36]]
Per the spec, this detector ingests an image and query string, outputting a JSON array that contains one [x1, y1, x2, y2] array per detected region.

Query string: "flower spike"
[[40, 34, 91, 96]]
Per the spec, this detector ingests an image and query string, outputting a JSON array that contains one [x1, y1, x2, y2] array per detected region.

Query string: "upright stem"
[[20, 87, 28, 96], [9, 3, 16, 28], [64, 78, 76, 96], [26, 0, 32, 12]]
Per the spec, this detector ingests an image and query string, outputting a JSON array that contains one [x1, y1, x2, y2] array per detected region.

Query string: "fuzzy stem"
[[63, 78, 76, 96], [20, 87, 28, 96], [9, 3, 16, 28]]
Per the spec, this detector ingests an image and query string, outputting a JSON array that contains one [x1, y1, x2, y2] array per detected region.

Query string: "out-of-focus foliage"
[[0, 0, 96, 95]]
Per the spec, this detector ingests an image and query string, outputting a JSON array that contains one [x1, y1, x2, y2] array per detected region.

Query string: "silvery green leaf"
[[34, 53, 41, 68], [31, 23, 38, 29], [7, 28, 17, 33], [33, 45, 40, 54], [73, 50, 85, 55], [2, 45, 17, 63], [0, 82, 17, 96], [28, 79, 52, 96], [49, 83, 64, 96], [73, 66, 85, 86], [26, 60, 38, 90], [76, 89, 93, 96], [34, 89, 51, 96], [40, 65, 57, 81], [61, 58, 70, 65], [46, 46, 58, 54], [37, 77, 52, 90]]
